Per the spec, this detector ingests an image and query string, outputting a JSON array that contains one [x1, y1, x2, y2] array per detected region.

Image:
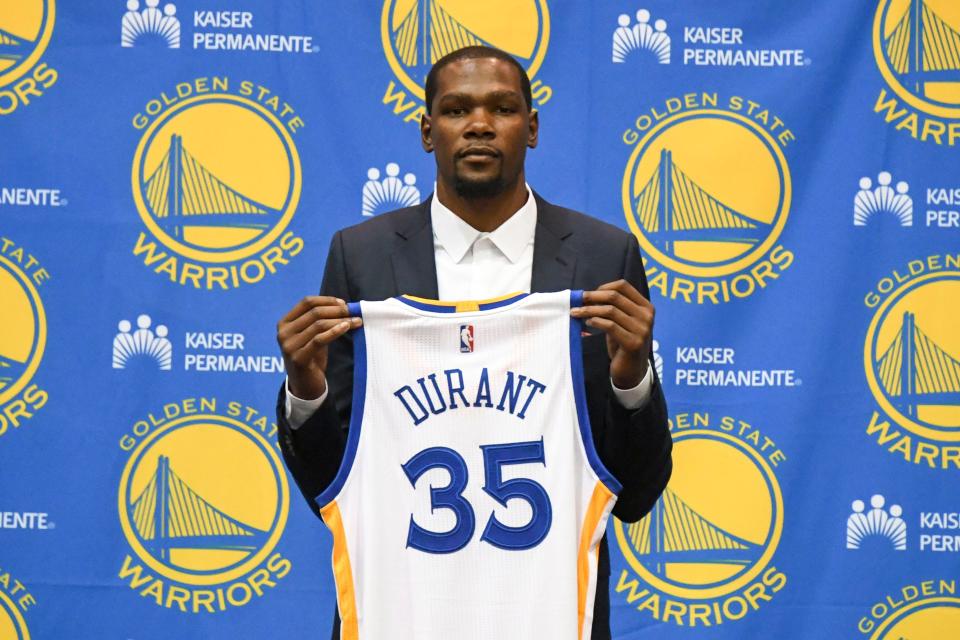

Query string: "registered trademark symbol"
[[795, 379, 803, 386], [803, 57, 812, 66], [312, 45, 320, 53], [48, 521, 56, 529], [59, 199, 68, 206]]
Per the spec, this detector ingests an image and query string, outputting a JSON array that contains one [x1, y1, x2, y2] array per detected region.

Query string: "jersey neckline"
[[396, 292, 529, 313]]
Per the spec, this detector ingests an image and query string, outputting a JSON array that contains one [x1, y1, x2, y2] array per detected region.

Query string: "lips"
[[458, 146, 500, 159]]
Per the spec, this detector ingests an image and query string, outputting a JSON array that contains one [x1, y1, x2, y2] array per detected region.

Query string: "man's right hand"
[[277, 296, 362, 400]]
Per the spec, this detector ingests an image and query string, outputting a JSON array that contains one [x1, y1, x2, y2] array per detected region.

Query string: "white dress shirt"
[[285, 186, 653, 428]]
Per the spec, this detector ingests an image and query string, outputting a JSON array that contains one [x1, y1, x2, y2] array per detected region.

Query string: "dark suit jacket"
[[276, 193, 672, 640]]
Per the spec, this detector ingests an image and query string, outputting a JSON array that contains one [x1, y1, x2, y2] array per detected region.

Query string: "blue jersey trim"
[[395, 293, 529, 313], [569, 290, 623, 495], [314, 305, 366, 509]]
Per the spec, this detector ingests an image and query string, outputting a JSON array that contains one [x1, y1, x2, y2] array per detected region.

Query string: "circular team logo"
[[381, 0, 550, 100], [0, 0, 54, 88], [623, 109, 791, 280], [858, 581, 960, 638], [864, 266, 960, 446], [131, 94, 301, 265], [0, 590, 30, 640], [614, 417, 787, 625], [874, 0, 960, 119], [118, 410, 289, 602], [0, 254, 45, 408]]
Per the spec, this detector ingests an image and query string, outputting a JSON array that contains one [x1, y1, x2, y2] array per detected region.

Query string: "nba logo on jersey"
[[459, 324, 474, 353]]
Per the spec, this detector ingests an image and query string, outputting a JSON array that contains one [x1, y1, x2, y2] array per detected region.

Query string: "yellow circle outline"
[[622, 109, 792, 278], [117, 413, 289, 586], [863, 270, 960, 441], [0, 254, 46, 408], [868, 596, 960, 639], [0, 0, 55, 89], [873, 1, 960, 120], [130, 94, 302, 264], [380, 0, 551, 101], [614, 428, 784, 600], [0, 590, 30, 640]]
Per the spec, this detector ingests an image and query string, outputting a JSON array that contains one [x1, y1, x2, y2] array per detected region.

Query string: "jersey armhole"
[[315, 302, 367, 510], [569, 290, 623, 496]]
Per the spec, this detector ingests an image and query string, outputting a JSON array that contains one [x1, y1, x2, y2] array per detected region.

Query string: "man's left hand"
[[571, 280, 655, 389]]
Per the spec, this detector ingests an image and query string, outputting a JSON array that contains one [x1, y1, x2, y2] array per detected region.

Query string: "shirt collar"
[[430, 184, 537, 264]]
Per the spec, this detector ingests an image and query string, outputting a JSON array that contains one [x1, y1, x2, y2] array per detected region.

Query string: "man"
[[276, 45, 671, 639]]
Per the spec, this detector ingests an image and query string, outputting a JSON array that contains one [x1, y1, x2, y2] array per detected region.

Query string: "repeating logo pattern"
[[873, 0, 960, 145], [0, 0, 57, 115], [863, 255, 960, 469], [856, 579, 960, 638], [622, 94, 795, 304], [121, 0, 181, 49], [117, 398, 291, 611], [0, 239, 49, 439], [846, 494, 908, 550], [854, 171, 913, 227], [130, 78, 305, 289], [379, 0, 553, 123], [614, 412, 787, 626]]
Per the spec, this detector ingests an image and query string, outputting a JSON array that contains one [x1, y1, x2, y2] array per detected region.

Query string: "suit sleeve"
[[598, 235, 672, 523], [275, 231, 355, 518]]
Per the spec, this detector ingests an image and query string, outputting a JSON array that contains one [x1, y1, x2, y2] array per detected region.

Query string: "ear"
[[527, 109, 539, 149], [421, 113, 433, 152]]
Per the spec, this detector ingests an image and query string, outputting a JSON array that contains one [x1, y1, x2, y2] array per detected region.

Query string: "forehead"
[[433, 57, 524, 99]]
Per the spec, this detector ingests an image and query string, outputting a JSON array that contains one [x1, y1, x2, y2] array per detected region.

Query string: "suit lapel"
[[531, 194, 577, 293], [391, 199, 440, 298]]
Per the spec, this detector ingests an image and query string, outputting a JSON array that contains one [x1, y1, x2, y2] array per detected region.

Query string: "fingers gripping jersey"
[[315, 291, 620, 640]]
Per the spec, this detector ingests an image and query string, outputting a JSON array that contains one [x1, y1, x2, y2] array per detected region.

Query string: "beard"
[[452, 166, 509, 199]]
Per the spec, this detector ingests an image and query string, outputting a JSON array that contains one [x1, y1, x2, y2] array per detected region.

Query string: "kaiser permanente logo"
[[0, 567, 37, 640], [120, 1, 317, 54], [611, 9, 808, 68], [380, 0, 553, 125], [667, 343, 800, 388], [0, 0, 57, 115], [873, 0, 960, 146], [846, 493, 960, 554], [862, 254, 960, 469], [856, 579, 960, 638], [130, 78, 304, 290], [614, 411, 787, 627], [362, 162, 422, 217], [0, 238, 50, 440], [117, 398, 291, 612], [622, 93, 795, 305], [854, 171, 960, 229], [112, 314, 283, 373]]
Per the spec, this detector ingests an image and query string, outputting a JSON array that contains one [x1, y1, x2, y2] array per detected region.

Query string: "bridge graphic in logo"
[[624, 486, 762, 578], [882, 0, 960, 104], [128, 455, 267, 564], [874, 310, 960, 419], [383, 0, 549, 97], [141, 133, 280, 240], [0, 28, 30, 64], [633, 148, 772, 254], [0, 354, 26, 393]]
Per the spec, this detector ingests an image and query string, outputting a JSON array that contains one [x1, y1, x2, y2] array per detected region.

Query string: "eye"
[[495, 105, 516, 114], [445, 107, 467, 116]]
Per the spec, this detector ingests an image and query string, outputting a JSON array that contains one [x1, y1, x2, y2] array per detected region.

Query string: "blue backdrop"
[[1, 1, 958, 638]]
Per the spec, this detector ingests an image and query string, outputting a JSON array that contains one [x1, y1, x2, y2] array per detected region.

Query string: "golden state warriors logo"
[[131, 78, 305, 290], [622, 94, 795, 305], [0, 568, 36, 639], [379, 0, 553, 123], [117, 398, 292, 611], [0, 238, 49, 439], [614, 412, 787, 626], [863, 254, 960, 469], [873, 0, 960, 145], [857, 579, 960, 638], [0, 0, 57, 115]]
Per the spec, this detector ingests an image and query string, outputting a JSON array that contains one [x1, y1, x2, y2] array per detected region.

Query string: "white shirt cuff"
[[610, 363, 654, 410], [285, 377, 328, 430]]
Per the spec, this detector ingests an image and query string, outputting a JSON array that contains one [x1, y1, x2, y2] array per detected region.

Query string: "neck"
[[435, 175, 529, 232]]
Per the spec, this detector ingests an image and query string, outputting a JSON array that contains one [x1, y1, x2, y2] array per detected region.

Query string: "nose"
[[464, 109, 495, 139]]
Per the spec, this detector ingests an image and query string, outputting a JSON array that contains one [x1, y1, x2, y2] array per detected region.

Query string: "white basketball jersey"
[[315, 290, 620, 640]]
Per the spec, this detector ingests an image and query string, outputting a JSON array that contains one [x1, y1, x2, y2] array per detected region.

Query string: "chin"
[[453, 174, 505, 199]]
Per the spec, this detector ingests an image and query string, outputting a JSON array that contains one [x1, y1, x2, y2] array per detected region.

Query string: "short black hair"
[[424, 45, 533, 115]]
